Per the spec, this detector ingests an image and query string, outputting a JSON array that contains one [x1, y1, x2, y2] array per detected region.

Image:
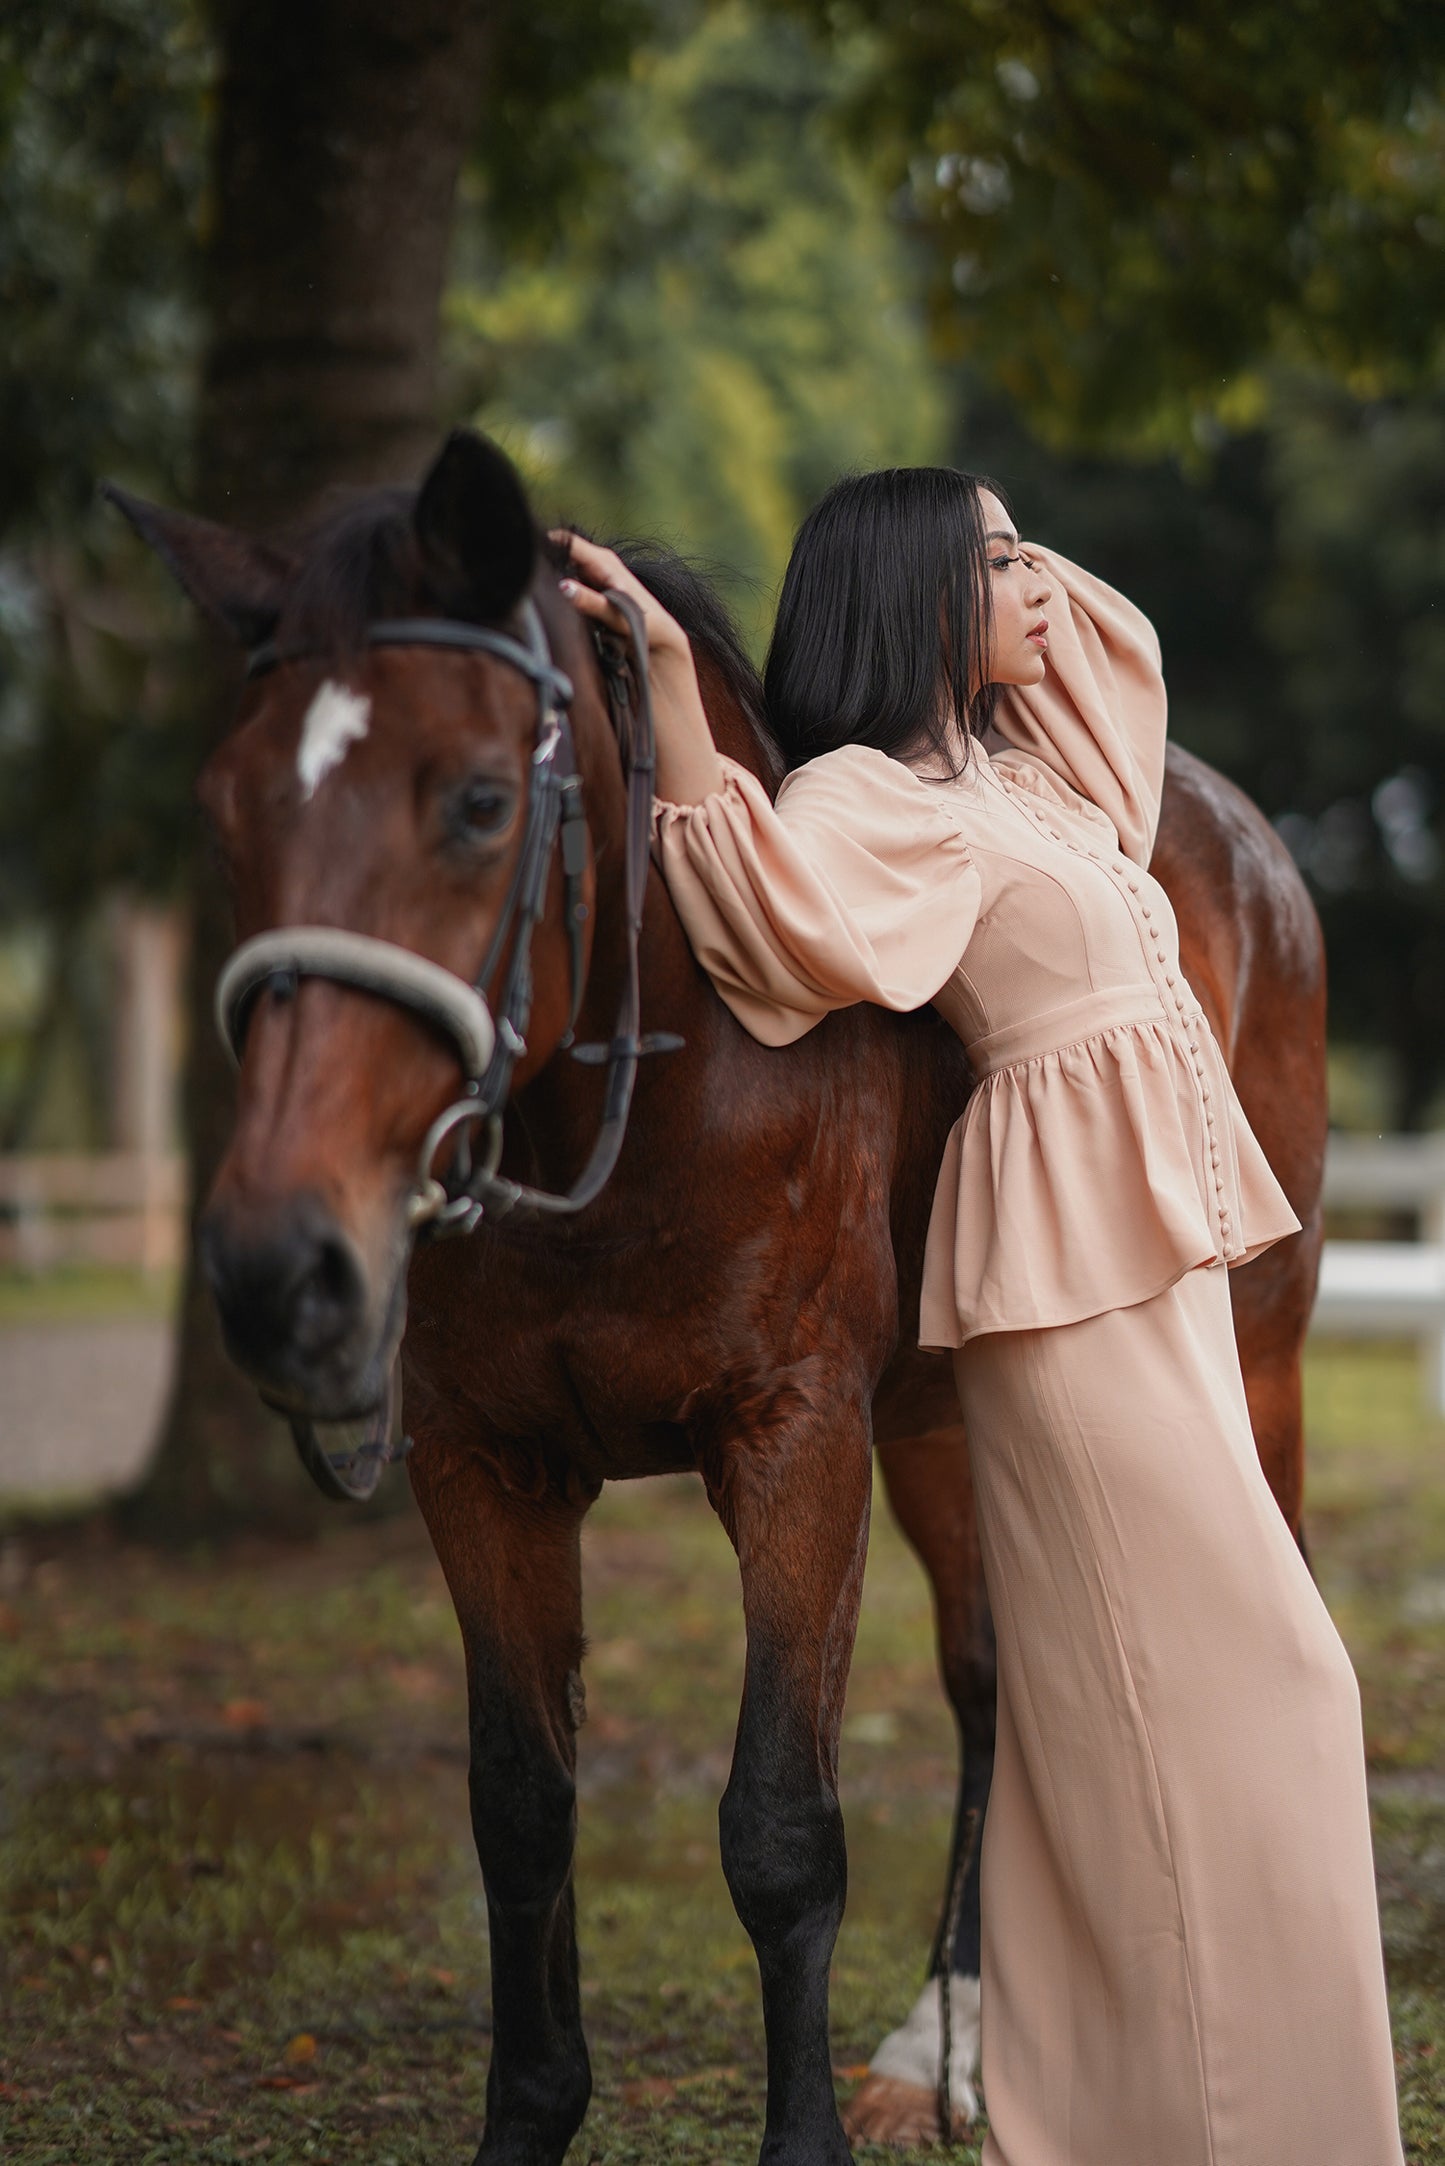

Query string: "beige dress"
[[653, 550, 1405, 2165]]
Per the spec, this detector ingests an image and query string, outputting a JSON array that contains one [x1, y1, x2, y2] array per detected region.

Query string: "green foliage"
[[1262, 383, 1445, 1120], [0, 0, 211, 903], [448, 1, 947, 637], [470, 0, 664, 250], [0, 0, 209, 532], [780, 0, 1445, 447]]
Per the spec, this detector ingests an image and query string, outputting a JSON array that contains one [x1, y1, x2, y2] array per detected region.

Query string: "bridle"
[[218, 589, 676, 1230], [213, 587, 680, 1497]]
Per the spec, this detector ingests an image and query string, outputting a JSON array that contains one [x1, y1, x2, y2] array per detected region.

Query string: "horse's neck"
[[695, 652, 782, 795], [503, 652, 760, 1202]]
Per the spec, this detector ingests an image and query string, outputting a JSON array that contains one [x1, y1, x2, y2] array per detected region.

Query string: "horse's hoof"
[[842, 2072, 972, 2146], [853, 1972, 981, 2144]]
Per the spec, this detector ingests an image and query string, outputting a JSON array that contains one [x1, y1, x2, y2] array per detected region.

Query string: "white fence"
[[2, 1136, 1444, 1404], [1316, 1135, 1445, 1410], [0, 1153, 185, 1275]]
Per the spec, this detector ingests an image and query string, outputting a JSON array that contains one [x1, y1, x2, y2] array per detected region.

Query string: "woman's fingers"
[[551, 529, 618, 575], [549, 527, 690, 661], [558, 577, 629, 634], [549, 529, 639, 604]]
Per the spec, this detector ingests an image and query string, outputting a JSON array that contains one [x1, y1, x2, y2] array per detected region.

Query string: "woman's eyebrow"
[[986, 528, 1019, 547]]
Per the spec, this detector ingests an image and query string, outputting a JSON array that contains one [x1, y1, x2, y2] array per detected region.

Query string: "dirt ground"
[[2, 1340, 1443, 2165]]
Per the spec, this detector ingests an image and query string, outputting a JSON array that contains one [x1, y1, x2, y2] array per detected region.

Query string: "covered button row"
[[1006, 780, 1236, 1245]]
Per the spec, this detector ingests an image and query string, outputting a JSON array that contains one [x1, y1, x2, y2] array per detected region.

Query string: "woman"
[[556, 469, 1404, 2166]]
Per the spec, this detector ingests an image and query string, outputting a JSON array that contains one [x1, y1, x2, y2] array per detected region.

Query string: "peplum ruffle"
[[919, 994, 1301, 1350]]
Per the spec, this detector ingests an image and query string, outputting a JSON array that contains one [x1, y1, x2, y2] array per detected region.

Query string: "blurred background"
[[3, 5, 1444, 2160]]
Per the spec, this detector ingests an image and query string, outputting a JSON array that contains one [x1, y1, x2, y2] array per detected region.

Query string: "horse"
[[109, 427, 1326, 2166]]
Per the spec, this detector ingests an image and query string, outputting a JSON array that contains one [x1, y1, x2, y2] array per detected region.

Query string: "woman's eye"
[[448, 778, 514, 842], [988, 555, 1014, 572]]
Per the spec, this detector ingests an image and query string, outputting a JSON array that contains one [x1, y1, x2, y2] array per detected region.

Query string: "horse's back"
[[1154, 742, 1327, 1219]]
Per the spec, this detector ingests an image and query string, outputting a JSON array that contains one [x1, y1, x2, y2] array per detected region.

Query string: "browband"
[[246, 608, 574, 709]]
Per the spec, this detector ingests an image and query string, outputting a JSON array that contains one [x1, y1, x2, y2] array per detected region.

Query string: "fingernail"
[[560, 578, 577, 595]]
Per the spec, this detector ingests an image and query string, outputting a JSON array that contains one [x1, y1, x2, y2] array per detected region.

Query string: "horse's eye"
[[448, 777, 515, 843]]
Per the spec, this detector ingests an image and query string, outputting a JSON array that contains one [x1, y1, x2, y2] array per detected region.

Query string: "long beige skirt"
[[951, 1262, 1404, 2166]]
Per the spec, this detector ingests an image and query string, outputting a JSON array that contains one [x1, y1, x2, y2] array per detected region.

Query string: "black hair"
[[763, 466, 1008, 775]]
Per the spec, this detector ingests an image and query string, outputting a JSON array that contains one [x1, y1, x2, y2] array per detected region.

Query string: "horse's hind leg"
[[845, 1425, 995, 2146], [1229, 1237, 1319, 1559], [410, 1438, 594, 2166], [706, 1388, 873, 2166]]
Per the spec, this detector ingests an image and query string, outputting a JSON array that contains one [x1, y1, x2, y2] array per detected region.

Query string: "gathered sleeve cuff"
[[652, 744, 981, 1046], [989, 547, 1167, 866]]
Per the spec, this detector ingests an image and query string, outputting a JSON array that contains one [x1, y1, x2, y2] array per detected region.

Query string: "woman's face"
[[979, 487, 1052, 687]]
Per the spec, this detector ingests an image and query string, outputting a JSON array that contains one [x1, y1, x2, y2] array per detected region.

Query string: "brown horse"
[[111, 429, 1326, 2166]]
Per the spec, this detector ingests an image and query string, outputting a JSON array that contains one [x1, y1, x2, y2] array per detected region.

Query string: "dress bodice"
[[650, 548, 1300, 1345]]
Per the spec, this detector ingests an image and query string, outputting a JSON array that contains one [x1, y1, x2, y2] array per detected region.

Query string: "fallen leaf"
[[166, 1995, 204, 2012], [385, 1660, 444, 1702], [255, 2074, 316, 2092], [222, 1698, 268, 1730], [833, 2064, 872, 2080], [620, 2076, 676, 2106], [283, 2032, 318, 2064]]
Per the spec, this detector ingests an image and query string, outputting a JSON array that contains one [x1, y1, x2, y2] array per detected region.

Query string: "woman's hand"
[[550, 530, 725, 805], [549, 531, 687, 661]]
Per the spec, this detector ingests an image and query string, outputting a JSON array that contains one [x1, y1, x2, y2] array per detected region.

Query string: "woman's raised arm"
[[554, 535, 979, 1046], [990, 547, 1168, 866]]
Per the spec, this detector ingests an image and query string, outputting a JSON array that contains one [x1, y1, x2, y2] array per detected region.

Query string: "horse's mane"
[[611, 540, 782, 783], [276, 489, 782, 778]]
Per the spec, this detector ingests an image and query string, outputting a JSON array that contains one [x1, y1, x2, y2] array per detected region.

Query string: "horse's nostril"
[[200, 1197, 366, 1374], [290, 1235, 363, 1355]]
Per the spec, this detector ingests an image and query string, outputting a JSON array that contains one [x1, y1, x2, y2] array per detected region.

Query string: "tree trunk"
[[120, 1, 489, 1538]]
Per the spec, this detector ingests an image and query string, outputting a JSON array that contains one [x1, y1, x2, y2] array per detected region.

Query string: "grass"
[[0, 1265, 177, 1327], [1, 1342, 1441, 2163]]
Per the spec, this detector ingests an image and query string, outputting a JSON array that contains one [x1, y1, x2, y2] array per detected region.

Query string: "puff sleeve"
[[989, 547, 1167, 866], [652, 743, 981, 1046]]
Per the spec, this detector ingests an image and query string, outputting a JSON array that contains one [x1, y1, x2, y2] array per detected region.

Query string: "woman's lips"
[[1027, 620, 1049, 647]]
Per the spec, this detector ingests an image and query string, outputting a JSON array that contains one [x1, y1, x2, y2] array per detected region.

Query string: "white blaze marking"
[[869, 1973, 982, 2122], [296, 679, 371, 799]]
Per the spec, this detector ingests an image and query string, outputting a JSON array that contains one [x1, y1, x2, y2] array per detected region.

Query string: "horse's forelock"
[[274, 488, 424, 660], [269, 495, 781, 780]]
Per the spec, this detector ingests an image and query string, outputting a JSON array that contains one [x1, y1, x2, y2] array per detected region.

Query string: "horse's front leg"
[[707, 1381, 874, 2166], [410, 1438, 594, 2166]]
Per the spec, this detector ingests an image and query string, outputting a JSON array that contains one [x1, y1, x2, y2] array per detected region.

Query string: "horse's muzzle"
[[198, 1190, 382, 1416]]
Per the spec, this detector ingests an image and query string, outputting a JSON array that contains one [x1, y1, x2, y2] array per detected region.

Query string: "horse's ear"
[[102, 484, 295, 648], [414, 429, 537, 624]]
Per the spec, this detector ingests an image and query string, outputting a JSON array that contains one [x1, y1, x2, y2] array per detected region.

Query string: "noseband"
[[216, 589, 678, 1498]]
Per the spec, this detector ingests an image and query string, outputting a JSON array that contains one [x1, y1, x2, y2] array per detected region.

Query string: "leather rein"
[[216, 589, 677, 1245]]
